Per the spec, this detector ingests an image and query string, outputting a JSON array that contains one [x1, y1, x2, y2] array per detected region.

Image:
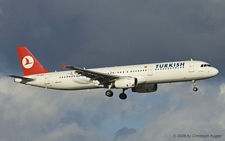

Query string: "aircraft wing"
[[63, 64, 120, 85]]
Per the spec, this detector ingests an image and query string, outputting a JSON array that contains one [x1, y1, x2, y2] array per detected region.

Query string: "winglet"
[[62, 64, 67, 69]]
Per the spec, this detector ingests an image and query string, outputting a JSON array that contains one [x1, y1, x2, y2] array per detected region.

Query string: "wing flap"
[[63, 64, 119, 84]]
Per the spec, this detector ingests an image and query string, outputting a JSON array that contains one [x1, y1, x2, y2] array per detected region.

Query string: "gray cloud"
[[113, 127, 137, 141], [0, 76, 224, 141], [108, 82, 225, 141], [0, 74, 139, 141], [0, 0, 224, 74]]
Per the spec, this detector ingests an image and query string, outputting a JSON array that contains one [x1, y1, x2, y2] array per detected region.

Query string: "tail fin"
[[17, 46, 49, 76]]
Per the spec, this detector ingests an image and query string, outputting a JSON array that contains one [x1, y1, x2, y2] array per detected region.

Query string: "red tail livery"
[[17, 46, 49, 76]]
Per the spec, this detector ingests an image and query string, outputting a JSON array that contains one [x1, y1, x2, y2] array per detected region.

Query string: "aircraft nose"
[[212, 68, 219, 76]]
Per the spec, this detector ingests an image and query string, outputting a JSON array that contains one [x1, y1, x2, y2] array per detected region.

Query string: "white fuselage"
[[16, 60, 218, 90]]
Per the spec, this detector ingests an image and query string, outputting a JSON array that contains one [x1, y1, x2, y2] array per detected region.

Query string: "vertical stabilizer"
[[17, 46, 49, 76]]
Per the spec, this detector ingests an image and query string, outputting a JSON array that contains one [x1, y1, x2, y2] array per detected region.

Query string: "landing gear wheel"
[[105, 90, 113, 97], [192, 80, 198, 92], [193, 87, 198, 92], [119, 93, 127, 100]]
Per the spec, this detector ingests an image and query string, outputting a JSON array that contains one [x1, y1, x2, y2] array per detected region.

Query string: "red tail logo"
[[17, 46, 49, 76], [22, 56, 34, 69]]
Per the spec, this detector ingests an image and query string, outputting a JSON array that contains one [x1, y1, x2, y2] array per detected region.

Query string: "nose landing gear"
[[192, 80, 198, 91]]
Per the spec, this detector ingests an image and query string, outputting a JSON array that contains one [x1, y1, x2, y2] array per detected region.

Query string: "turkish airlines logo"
[[22, 56, 34, 69]]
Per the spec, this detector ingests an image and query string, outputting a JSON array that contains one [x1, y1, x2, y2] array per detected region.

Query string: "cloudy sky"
[[0, 0, 225, 140]]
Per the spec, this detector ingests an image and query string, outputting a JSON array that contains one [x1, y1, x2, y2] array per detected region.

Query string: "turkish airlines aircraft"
[[8, 46, 219, 100]]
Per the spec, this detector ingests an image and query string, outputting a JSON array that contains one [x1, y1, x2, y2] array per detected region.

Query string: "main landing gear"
[[119, 89, 127, 100], [192, 80, 198, 92], [105, 90, 113, 97], [105, 89, 127, 100]]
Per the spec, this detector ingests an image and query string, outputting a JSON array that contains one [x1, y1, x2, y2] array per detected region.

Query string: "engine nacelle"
[[132, 84, 157, 93], [114, 77, 138, 88]]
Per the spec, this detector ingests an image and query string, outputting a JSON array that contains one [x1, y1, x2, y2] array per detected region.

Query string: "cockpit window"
[[201, 64, 211, 67]]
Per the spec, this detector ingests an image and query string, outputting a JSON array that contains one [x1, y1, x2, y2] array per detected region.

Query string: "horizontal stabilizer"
[[8, 75, 35, 81]]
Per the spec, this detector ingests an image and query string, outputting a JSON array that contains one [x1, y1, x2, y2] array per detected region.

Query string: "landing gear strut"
[[119, 89, 127, 100], [192, 80, 198, 91], [105, 84, 113, 97]]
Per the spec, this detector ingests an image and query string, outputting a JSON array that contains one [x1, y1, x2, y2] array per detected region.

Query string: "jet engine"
[[114, 77, 138, 88], [132, 84, 157, 93]]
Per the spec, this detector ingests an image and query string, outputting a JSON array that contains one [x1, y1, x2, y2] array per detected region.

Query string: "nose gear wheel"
[[192, 80, 198, 92]]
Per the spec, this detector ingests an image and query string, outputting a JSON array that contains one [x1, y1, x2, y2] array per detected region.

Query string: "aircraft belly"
[[60, 78, 97, 90], [61, 82, 97, 90]]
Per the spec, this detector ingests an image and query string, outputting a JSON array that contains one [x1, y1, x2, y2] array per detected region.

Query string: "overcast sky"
[[0, 0, 225, 141]]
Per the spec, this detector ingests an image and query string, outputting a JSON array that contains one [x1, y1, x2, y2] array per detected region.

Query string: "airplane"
[[8, 46, 219, 100]]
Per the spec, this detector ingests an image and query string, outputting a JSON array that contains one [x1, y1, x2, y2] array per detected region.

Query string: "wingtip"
[[7, 74, 13, 77], [62, 64, 67, 69]]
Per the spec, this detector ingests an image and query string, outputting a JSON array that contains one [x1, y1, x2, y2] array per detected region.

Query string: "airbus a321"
[[8, 46, 219, 100]]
